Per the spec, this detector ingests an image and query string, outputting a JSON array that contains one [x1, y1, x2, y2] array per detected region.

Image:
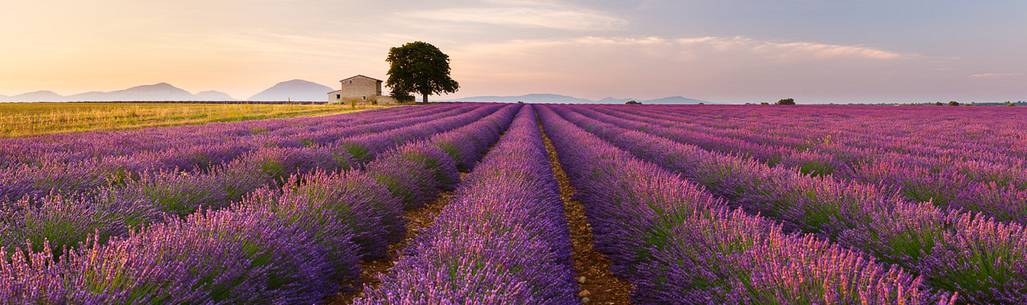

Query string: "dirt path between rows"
[[540, 122, 634, 305], [327, 176, 461, 304]]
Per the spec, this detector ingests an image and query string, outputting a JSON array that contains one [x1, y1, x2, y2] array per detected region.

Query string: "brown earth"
[[328, 181, 459, 304], [540, 122, 635, 305]]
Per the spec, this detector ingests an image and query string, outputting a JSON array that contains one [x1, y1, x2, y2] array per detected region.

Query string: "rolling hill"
[[248, 79, 332, 102], [0, 83, 236, 102]]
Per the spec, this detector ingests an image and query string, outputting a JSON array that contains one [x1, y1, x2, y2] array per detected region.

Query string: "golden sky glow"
[[2, 0, 1025, 102]]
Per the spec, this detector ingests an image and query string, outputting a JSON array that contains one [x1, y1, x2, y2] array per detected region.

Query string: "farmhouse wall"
[[339, 77, 381, 99]]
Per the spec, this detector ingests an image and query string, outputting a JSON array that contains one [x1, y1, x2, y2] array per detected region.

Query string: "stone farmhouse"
[[327, 75, 397, 104]]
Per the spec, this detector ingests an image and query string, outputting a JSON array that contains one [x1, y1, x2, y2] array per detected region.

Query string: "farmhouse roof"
[[340, 75, 382, 82]]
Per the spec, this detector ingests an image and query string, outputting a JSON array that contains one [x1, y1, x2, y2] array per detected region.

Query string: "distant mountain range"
[[69, 83, 210, 101], [248, 80, 332, 102], [1, 83, 713, 104], [0, 80, 334, 102], [0, 83, 236, 102], [449, 94, 714, 104]]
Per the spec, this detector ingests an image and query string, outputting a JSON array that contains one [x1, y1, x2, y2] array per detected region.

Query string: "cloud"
[[448, 35, 921, 100], [969, 72, 1024, 80], [458, 35, 905, 62], [396, 2, 626, 31], [578, 36, 903, 60]]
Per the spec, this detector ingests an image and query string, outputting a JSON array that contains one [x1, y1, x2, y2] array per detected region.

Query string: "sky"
[[1, 0, 1025, 103]]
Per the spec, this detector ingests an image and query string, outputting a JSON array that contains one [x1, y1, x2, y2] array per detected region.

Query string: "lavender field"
[[2, 103, 1025, 304]]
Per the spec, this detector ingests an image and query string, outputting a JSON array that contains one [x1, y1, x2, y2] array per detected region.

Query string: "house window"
[[336, 94, 340, 99]]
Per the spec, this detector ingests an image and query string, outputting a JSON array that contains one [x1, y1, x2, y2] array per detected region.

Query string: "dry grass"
[[0, 102, 389, 137]]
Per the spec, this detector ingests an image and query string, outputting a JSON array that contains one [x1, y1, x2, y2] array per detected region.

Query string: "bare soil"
[[540, 123, 635, 305], [328, 180, 459, 304]]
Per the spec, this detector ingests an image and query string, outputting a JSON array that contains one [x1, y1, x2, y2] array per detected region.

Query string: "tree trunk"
[[422, 93, 429, 104]]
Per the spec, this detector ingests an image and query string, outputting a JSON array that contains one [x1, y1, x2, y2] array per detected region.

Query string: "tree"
[[390, 88, 414, 103], [776, 98, 796, 105], [386, 41, 459, 103], [948, 101, 960, 106]]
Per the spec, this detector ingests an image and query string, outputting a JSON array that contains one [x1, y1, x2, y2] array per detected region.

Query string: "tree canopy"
[[386, 41, 459, 103]]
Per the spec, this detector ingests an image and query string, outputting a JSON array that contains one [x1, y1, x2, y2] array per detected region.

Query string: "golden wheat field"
[[0, 102, 387, 137]]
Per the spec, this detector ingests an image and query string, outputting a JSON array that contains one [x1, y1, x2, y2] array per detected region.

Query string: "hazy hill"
[[7, 90, 64, 102], [642, 96, 711, 104], [195, 90, 235, 101], [451, 94, 714, 104], [2, 83, 713, 104], [249, 79, 332, 102], [451, 94, 593, 104], [596, 97, 631, 104], [0, 83, 233, 102], [67, 83, 196, 101]]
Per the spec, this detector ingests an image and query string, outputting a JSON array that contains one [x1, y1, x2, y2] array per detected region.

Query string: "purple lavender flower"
[[64, 207, 336, 304], [358, 105, 579, 305], [538, 105, 954, 304]]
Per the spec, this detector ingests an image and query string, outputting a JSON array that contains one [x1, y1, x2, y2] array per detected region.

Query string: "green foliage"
[[776, 98, 796, 105], [436, 142, 463, 170], [799, 160, 834, 177], [390, 89, 415, 103], [385, 41, 460, 103], [341, 143, 370, 163], [259, 159, 285, 180], [374, 174, 414, 205], [143, 183, 205, 217]]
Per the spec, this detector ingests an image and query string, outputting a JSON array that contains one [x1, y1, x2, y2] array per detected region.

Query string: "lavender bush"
[[547, 105, 1027, 304], [357, 105, 579, 304], [540, 106, 954, 305]]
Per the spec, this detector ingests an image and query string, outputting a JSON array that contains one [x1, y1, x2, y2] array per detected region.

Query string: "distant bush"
[[625, 100, 642, 105], [390, 90, 415, 103], [776, 98, 796, 105], [948, 101, 960, 106]]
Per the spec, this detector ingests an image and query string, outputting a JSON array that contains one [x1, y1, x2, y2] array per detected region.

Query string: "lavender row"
[[0, 105, 511, 256], [538, 106, 953, 305], [356, 105, 579, 304], [0, 105, 519, 304], [598, 105, 1025, 172], [612, 105, 1027, 188], [588, 106, 1027, 223], [623, 105, 1027, 165], [0, 105, 445, 167], [330, 102, 518, 259], [0, 105, 473, 200], [236, 102, 518, 262], [549, 106, 1027, 304]]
